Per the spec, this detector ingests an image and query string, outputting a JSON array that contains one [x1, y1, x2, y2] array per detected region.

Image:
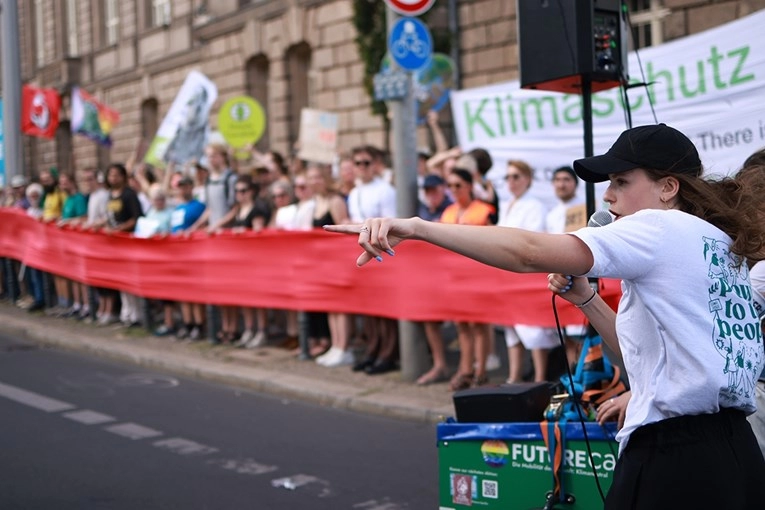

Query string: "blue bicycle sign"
[[388, 17, 432, 71]]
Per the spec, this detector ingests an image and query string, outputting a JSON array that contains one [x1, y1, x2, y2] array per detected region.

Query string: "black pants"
[[605, 408, 765, 510]]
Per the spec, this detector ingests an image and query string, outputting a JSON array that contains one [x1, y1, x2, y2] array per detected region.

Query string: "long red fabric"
[[0, 209, 620, 325]]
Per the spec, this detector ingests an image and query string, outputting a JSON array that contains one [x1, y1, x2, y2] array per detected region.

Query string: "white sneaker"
[[236, 329, 254, 347], [322, 349, 355, 368], [245, 330, 267, 349], [316, 347, 339, 366]]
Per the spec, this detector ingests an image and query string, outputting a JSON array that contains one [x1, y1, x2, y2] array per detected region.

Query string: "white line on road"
[[0, 380, 76, 412], [104, 422, 163, 440], [62, 409, 117, 425], [208, 458, 279, 476], [153, 437, 219, 456]]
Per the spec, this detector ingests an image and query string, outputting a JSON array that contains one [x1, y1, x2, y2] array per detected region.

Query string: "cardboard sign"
[[297, 108, 338, 164]]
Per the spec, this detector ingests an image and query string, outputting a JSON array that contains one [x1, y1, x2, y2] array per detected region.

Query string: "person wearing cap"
[[152, 175, 207, 340], [326, 124, 765, 509], [417, 174, 452, 221], [545, 166, 587, 365], [8, 175, 30, 209]]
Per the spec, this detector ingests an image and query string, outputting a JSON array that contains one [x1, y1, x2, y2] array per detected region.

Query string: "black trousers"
[[605, 408, 765, 510]]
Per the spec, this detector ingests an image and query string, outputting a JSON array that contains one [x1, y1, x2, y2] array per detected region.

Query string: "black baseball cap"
[[423, 174, 445, 188], [573, 124, 702, 183]]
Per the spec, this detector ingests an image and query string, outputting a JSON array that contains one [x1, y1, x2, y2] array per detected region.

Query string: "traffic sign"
[[388, 17, 432, 71], [373, 70, 409, 101], [384, 0, 436, 17]]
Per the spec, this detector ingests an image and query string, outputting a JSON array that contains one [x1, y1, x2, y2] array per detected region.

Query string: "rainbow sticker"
[[481, 440, 509, 468]]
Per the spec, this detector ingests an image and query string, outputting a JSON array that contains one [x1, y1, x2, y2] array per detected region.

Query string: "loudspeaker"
[[517, 0, 628, 93], [452, 382, 553, 423]]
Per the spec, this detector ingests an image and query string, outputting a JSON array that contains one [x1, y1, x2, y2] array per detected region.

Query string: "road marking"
[[208, 458, 279, 476], [63, 409, 116, 425], [104, 422, 163, 440], [0, 381, 76, 412], [153, 437, 218, 456]]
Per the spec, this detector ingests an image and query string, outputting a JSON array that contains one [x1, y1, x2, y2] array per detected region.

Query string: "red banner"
[[21, 85, 61, 139], [0, 209, 621, 325]]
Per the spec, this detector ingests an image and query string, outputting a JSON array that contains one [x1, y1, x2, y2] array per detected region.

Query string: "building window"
[[285, 43, 312, 151], [140, 98, 159, 142], [65, 0, 79, 56], [152, 0, 171, 27], [245, 55, 270, 150], [105, 0, 120, 45], [34, 0, 46, 66], [628, 0, 669, 49]]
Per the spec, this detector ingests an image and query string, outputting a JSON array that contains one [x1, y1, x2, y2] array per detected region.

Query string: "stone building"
[[9, 0, 765, 176]]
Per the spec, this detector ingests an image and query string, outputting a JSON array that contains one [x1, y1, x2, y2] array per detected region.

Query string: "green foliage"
[[352, 0, 389, 117]]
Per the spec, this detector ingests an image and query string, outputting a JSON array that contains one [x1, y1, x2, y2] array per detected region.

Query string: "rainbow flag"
[[71, 87, 120, 146]]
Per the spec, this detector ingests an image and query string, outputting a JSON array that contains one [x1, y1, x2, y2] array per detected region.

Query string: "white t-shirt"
[[547, 196, 587, 336], [574, 209, 764, 452], [546, 196, 585, 234], [347, 177, 396, 222], [499, 193, 556, 345]]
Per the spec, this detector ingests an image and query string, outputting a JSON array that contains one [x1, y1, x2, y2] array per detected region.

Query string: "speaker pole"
[[582, 75, 595, 220]]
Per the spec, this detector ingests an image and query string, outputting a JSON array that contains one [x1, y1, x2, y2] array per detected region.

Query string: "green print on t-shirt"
[[704, 236, 763, 404]]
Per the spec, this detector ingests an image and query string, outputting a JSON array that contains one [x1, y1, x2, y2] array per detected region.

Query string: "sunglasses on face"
[[235, 187, 250, 193], [447, 182, 464, 189], [354, 160, 372, 167]]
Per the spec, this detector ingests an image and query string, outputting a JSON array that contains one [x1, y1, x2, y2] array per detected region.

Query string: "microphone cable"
[[550, 293, 608, 505]]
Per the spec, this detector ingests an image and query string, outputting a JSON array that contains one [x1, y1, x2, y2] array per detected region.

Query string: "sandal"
[[471, 373, 489, 388], [449, 372, 474, 392], [416, 368, 450, 386]]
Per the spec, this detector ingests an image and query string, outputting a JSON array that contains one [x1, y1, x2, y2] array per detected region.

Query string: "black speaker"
[[452, 382, 553, 423], [517, 0, 628, 93]]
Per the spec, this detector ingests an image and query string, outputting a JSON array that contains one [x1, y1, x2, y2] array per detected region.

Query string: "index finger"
[[323, 224, 363, 235]]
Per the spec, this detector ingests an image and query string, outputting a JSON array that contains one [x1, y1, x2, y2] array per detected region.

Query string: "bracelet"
[[575, 290, 598, 309]]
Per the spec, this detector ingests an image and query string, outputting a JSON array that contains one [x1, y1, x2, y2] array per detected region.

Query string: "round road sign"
[[384, 0, 436, 17]]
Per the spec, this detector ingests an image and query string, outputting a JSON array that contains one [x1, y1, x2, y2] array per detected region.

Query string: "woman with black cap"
[[326, 124, 765, 509]]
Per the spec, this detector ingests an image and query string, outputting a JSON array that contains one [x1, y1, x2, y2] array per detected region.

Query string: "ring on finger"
[[360, 226, 370, 233]]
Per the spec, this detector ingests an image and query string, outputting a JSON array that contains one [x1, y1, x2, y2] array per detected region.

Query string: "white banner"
[[451, 10, 765, 207], [145, 70, 218, 166]]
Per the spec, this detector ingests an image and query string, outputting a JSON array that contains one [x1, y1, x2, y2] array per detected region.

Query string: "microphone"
[[587, 210, 613, 228]]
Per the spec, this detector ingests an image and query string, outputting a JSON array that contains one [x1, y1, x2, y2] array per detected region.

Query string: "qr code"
[[482, 479, 498, 499]]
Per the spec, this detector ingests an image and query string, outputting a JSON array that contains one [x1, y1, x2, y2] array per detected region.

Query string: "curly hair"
[[645, 168, 765, 262]]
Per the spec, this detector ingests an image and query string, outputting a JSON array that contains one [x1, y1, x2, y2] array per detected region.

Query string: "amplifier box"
[[453, 382, 553, 423]]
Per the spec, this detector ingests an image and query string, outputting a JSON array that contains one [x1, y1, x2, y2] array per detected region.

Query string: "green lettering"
[[591, 92, 614, 117], [494, 97, 506, 136], [646, 61, 675, 103], [728, 46, 755, 86], [506, 95, 518, 134], [562, 95, 582, 124], [708, 46, 727, 89], [464, 99, 496, 141], [519, 97, 560, 131], [679, 61, 707, 98]]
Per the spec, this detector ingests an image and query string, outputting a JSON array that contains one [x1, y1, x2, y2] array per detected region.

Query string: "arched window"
[[285, 43, 312, 152], [141, 98, 159, 143], [245, 55, 270, 151]]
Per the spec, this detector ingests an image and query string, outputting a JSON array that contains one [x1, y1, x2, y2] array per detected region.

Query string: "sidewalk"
[[0, 302, 456, 423]]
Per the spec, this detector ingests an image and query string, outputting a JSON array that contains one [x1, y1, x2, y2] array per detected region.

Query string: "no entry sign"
[[384, 0, 436, 17]]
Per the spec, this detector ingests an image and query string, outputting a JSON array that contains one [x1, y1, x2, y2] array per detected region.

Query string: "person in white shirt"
[[498, 160, 557, 383], [545, 166, 587, 366], [327, 124, 765, 510], [347, 146, 399, 376]]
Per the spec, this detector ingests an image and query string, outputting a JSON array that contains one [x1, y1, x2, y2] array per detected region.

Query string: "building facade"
[[11, 0, 765, 176]]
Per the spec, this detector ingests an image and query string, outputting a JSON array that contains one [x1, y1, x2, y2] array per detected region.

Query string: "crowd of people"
[[0, 131, 589, 390]]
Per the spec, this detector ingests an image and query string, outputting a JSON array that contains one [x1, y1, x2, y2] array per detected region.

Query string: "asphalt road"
[[0, 332, 438, 509]]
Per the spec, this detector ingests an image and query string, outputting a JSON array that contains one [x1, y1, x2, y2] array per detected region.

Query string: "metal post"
[[582, 77, 595, 219], [1, 0, 25, 183], [386, 7, 430, 382]]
